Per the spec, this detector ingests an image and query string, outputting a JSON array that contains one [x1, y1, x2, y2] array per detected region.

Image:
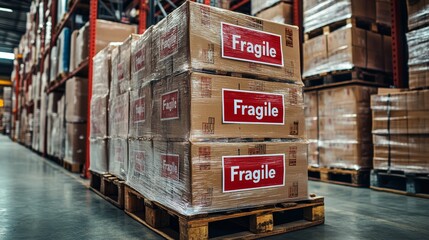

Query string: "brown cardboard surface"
[[65, 77, 88, 123], [129, 82, 152, 139], [148, 140, 308, 215], [303, 34, 328, 77], [256, 2, 293, 24], [70, 30, 79, 71], [152, 2, 301, 83], [152, 71, 304, 141], [376, 0, 391, 26], [366, 31, 384, 71]]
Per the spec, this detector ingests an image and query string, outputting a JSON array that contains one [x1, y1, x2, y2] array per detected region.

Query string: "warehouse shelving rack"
[[11, 0, 406, 178]]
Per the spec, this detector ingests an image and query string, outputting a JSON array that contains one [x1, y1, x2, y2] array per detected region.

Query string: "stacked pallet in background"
[[407, 0, 429, 90], [302, 0, 394, 187], [302, 0, 392, 86], [371, 89, 429, 197], [2, 87, 13, 134], [305, 85, 376, 187], [92, 2, 326, 239], [252, 0, 293, 24], [368, 1, 429, 198]]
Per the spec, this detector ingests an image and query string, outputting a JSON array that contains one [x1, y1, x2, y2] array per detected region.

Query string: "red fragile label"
[[222, 89, 284, 125], [132, 97, 146, 123], [134, 150, 145, 173], [161, 90, 179, 120], [134, 48, 145, 71], [159, 26, 178, 60], [161, 154, 179, 181], [221, 22, 283, 67], [223, 154, 285, 192]]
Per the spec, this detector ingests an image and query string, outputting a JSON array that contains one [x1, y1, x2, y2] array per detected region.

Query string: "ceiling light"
[[0, 7, 13, 13], [0, 52, 15, 60]]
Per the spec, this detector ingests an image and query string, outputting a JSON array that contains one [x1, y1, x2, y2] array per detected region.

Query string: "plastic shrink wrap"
[[89, 43, 120, 174], [407, 26, 429, 89], [407, 0, 429, 30], [305, 86, 377, 169], [128, 140, 308, 216], [371, 89, 429, 172], [255, 1, 293, 25], [304, 91, 318, 166], [108, 36, 139, 180], [303, 0, 375, 33]]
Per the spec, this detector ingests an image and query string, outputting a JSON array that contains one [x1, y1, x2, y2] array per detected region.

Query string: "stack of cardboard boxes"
[[406, 0, 429, 89], [2, 87, 12, 134], [302, 0, 392, 78], [106, 2, 309, 216], [252, 0, 293, 25], [305, 85, 377, 169], [371, 89, 429, 172], [370, 0, 429, 173]]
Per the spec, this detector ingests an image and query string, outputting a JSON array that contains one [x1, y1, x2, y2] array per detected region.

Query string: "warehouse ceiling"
[[0, 0, 31, 78]]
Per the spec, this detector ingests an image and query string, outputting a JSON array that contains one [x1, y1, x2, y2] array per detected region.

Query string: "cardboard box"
[[129, 81, 152, 139], [406, 0, 429, 30], [152, 1, 301, 83], [327, 25, 366, 71], [109, 93, 129, 138], [376, 0, 391, 26], [251, 0, 288, 15], [74, 20, 137, 68], [90, 95, 108, 138], [147, 140, 308, 215], [64, 122, 87, 164], [303, 34, 328, 77], [366, 31, 384, 71], [256, 2, 293, 24], [70, 30, 79, 71], [319, 142, 372, 169], [89, 138, 109, 174], [152, 71, 304, 141], [109, 137, 128, 180], [111, 35, 140, 98], [131, 27, 153, 89], [127, 140, 154, 198], [92, 42, 120, 96], [304, 0, 375, 33], [304, 91, 319, 166], [65, 77, 88, 123], [409, 66, 429, 90]]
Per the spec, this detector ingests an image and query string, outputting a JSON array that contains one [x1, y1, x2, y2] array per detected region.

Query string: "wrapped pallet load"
[[126, 1, 307, 216]]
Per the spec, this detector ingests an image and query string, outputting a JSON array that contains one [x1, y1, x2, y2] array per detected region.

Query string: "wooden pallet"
[[308, 166, 370, 187], [303, 67, 392, 88], [90, 171, 125, 209], [303, 79, 388, 92], [62, 160, 82, 173], [124, 186, 324, 240], [370, 169, 429, 199], [305, 17, 391, 41]]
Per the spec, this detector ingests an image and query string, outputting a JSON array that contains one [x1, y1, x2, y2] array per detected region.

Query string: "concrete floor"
[[0, 135, 428, 240]]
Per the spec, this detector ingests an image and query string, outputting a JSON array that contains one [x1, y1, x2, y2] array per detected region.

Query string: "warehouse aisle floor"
[[0, 134, 428, 240]]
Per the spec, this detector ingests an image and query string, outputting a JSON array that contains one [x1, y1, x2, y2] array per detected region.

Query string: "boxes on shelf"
[[127, 140, 308, 216], [64, 122, 87, 164], [150, 71, 304, 141], [151, 1, 301, 83], [303, 25, 390, 77], [303, 0, 375, 33], [376, 0, 391, 26], [305, 85, 377, 169], [74, 20, 137, 69], [256, 2, 293, 24], [407, 26, 429, 90], [57, 27, 71, 75], [65, 77, 88, 123], [371, 89, 429, 173]]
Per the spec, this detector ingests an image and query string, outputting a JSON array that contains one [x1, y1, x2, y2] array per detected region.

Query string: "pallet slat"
[[370, 169, 429, 199], [90, 171, 125, 209], [308, 166, 370, 187], [124, 185, 324, 239]]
